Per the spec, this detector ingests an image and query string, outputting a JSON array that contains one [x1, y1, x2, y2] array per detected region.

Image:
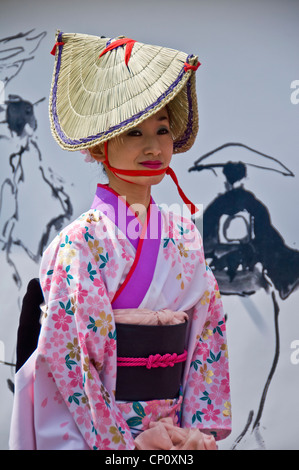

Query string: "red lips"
[[140, 161, 163, 169]]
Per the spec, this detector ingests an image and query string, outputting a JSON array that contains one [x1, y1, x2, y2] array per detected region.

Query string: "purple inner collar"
[[90, 184, 162, 309], [91, 184, 159, 250]]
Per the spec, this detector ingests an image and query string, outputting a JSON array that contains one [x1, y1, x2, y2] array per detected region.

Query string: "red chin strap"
[[104, 141, 198, 215]]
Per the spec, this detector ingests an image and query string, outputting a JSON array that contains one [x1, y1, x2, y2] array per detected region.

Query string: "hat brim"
[[49, 32, 199, 154]]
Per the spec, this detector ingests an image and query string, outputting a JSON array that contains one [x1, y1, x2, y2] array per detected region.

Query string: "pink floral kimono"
[[9, 184, 231, 450]]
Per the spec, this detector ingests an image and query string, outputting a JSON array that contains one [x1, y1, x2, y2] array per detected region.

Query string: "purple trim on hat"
[[51, 34, 195, 150], [174, 77, 194, 151], [51, 31, 64, 138]]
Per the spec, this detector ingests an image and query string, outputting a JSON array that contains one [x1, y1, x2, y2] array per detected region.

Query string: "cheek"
[[107, 142, 131, 167], [164, 140, 174, 163]]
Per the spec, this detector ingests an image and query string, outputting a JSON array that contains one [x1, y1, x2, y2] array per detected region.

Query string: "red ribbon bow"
[[99, 37, 137, 66]]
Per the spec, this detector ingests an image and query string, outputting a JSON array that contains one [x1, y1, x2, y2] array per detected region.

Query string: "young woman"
[[10, 32, 231, 450]]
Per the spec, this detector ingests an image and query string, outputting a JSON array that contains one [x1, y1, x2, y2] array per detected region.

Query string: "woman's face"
[[91, 108, 174, 187]]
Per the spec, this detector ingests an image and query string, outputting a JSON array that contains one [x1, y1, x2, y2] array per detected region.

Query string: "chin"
[[137, 175, 165, 186]]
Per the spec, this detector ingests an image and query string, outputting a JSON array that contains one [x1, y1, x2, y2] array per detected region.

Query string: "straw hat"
[[49, 31, 200, 154]]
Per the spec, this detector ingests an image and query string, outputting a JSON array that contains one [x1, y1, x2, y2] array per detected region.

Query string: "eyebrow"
[[157, 115, 169, 122]]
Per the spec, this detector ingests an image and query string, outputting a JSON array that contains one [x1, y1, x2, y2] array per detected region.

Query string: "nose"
[[143, 136, 162, 157]]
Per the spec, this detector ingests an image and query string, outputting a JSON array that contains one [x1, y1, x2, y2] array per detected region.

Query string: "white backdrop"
[[1, 0, 298, 450]]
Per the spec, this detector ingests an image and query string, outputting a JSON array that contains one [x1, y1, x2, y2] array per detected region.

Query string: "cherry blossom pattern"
[[35, 205, 231, 449]]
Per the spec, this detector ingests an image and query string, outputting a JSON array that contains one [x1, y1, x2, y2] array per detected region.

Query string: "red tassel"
[[50, 41, 65, 56], [184, 61, 201, 72]]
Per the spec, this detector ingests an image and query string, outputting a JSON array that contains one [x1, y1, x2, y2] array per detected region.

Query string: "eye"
[[157, 126, 170, 135], [127, 128, 142, 137]]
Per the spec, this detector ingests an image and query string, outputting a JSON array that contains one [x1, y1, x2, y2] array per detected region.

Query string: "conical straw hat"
[[49, 31, 200, 153]]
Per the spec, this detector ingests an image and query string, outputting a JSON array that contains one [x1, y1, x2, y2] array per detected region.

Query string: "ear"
[[89, 143, 105, 163]]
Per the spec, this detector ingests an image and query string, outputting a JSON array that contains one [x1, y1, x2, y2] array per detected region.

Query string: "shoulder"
[[39, 209, 112, 294], [42, 209, 112, 257]]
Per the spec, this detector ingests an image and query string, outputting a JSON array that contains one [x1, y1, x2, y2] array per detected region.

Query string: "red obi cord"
[[117, 350, 188, 369]]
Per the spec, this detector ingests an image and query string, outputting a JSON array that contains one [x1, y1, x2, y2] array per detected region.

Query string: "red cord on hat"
[[99, 37, 137, 66], [166, 167, 198, 215], [103, 142, 165, 177], [50, 41, 65, 56], [103, 141, 198, 215], [184, 61, 201, 72]]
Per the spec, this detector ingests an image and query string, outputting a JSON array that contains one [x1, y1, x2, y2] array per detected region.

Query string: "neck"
[[107, 174, 151, 223]]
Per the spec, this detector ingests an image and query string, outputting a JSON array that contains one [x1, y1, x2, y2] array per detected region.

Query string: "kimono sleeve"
[[37, 222, 135, 450], [181, 268, 232, 441], [9, 352, 36, 450]]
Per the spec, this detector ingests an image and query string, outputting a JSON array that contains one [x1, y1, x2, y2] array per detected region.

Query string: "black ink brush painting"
[[189, 142, 298, 449]]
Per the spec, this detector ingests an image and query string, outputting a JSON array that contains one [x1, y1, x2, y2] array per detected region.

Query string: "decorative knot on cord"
[[184, 61, 201, 73], [146, 353, 177, 369], [117, 350, 188, 369], [50, 41, 65, 56], [99, 37, 137, 66]]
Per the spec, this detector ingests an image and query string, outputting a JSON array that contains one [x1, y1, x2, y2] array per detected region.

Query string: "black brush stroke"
[[252, 291, 280, 430]]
